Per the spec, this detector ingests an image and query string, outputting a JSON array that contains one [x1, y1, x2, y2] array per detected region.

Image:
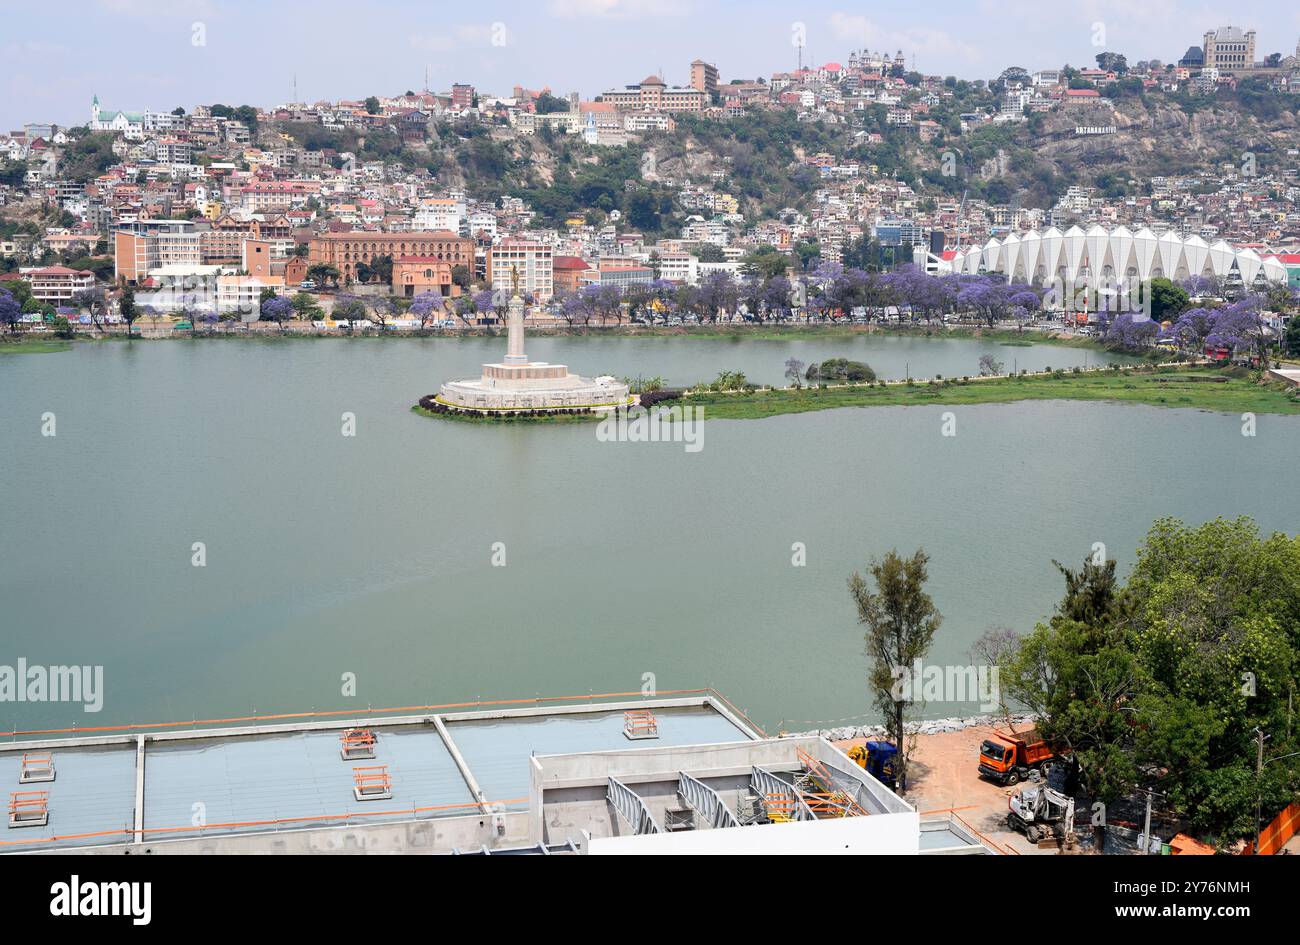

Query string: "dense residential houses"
[[4, 33, 1300, 331]]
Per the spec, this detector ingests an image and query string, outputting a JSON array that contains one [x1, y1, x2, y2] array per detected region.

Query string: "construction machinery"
[[846, 741, 898, 791], [1007, 785, 1076, 844], [978, 728, 1055, 786]]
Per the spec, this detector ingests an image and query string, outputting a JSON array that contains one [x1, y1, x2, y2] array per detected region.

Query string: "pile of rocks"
[[785, 713, 1036, 741]]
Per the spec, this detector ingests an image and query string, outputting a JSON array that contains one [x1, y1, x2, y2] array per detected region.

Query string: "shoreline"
[[682, 365, 1300, 418], [783, 712, 1037, 740], [1, 322, 1124, 352]]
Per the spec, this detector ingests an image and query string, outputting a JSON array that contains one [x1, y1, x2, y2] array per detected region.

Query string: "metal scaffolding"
[[606, 777, 662, 835]]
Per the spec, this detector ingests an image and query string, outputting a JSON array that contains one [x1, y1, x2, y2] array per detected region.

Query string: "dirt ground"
[[835, 725, 1055, 855]]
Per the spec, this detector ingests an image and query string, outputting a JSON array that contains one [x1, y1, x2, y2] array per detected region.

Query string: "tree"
[[740, 244, 788, 280], [784, 357, 805, 388], [368, 296, 399, 328], [1147, 277, 1189, 323], [0, 287, 20, 332], [849, 549, 942, 792], [410, 291, 442, 328], [332, 293, 367, 325], [1004, 555, 1138, 804], [289, 292, 323, 321], [1095, 52, 1129, 75], [968, 626, 1023, 718], [534, 92, 570, 115], [1285, 314, 1300, 358], [259, 295, 293, 331], [307, 264, 340, 288], [1125, 518, 1300, 842], [119, 287, 139, 338], [978, 353, 1004, 376], [72, 286, 108, 333], [364, 96, 381, 115]]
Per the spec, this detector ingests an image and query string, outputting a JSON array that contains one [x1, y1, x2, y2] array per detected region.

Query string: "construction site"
[[0, 691, 999, 856]]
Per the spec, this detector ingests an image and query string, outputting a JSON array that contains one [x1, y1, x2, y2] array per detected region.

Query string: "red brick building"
[[305, 230, 473, 288]]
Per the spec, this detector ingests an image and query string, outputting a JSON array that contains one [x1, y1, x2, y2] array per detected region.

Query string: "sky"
[[3, 0, 1300, 132]]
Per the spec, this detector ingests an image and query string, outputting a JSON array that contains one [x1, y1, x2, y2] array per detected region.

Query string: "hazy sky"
[[4, 0, 1300, 132]]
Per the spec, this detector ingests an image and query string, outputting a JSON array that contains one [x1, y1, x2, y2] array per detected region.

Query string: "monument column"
[[504, 293, 527, 364], [504, 265, 527, 365]]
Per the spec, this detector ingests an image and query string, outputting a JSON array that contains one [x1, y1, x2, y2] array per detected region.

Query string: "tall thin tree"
[[849, 549, 942, 792]]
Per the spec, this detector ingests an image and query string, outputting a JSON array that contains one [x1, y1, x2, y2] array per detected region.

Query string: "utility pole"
[[1254, 726, 1265, 854], [1142, 790, 1153, 853]]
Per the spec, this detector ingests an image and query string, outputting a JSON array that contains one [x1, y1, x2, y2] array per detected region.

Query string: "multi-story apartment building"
[[600, 75, 708, 113], [412, 196, 466, 233], [597, 262, 653, 290], [690, 60, 719, 99], [235, 181, 320, 213], [199, 216, 255, 263], [20, 265, 95, 303], [490, 238, 554, 300], [655, 251, 698, 284], [113, 220, 202, 283], [217, 275, 285, 317], [451, 84, 475, 110]]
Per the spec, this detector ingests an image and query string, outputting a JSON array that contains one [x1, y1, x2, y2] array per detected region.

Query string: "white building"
[[89, 95, 146, 139], [491, 239, 554, 300], [413, 196, 466, 234], [947, 224, 1289, 292]]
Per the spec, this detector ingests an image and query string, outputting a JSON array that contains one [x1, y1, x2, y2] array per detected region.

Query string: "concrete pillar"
[[504, 295, 527, 364]]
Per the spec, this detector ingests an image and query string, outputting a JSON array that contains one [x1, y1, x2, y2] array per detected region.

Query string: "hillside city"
[[1, 23, 1299, 357], [4, 8, 1300, 879]]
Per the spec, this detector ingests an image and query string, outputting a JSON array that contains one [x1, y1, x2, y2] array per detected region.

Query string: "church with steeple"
[[89, 94, 146, 138]]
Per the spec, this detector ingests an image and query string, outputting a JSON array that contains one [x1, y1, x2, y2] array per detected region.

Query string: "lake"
[[1, 334, 1295, 734]]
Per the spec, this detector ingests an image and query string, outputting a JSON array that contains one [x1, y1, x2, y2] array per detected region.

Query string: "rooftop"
[[1, 692, 990, 855]]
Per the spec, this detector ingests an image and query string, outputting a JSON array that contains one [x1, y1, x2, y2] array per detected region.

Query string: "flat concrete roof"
[[142, 726, 476, 841], [0, 744, 137, 851], [446, 704, 753, 808], [2, 696, 757, 853]]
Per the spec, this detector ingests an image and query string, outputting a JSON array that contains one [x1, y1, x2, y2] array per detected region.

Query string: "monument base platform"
[[436, 369, 631, 413]]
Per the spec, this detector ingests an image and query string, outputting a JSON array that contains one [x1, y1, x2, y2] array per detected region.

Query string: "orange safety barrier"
[[340, 728, 376, 759], [19, 752, 55, 782], [1253, 799, 1300, 855], [2, 687, 767, 740], [795, 746, 869, 817], [352, 765, 392, 800], [9, 790, 49, 826], [623, 709, 659, 739], [802, 792, 856, 817], [0, 795, 530, 848], [763, 792, 798, 822]]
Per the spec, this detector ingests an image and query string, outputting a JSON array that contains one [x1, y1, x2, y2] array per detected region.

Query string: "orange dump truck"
[[978, 729, 1056, 786]]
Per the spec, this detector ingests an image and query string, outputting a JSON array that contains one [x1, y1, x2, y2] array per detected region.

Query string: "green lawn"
[[0, 336, 72, 354], [682, 367, 1300, 419]]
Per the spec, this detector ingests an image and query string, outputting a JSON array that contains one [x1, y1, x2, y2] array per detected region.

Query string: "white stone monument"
[[436, 270, 630, 413]]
